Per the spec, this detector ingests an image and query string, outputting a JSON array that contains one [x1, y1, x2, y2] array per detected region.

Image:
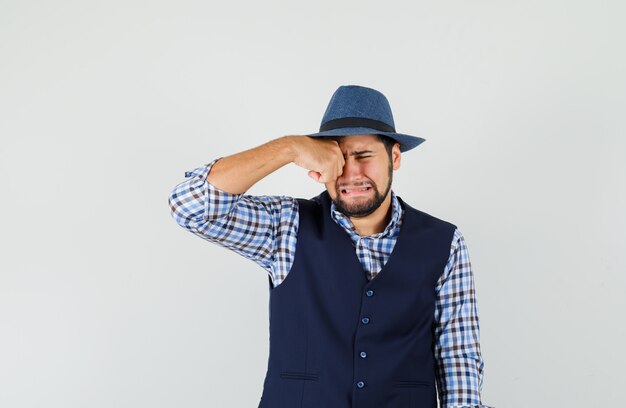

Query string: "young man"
[[169, 85, 491, 407]]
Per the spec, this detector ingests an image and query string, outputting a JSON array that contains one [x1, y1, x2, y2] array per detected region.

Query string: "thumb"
[[308, 170, 321, 182]]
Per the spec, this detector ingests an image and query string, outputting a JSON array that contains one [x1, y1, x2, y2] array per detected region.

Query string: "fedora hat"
[[307, 85, 425, 152]]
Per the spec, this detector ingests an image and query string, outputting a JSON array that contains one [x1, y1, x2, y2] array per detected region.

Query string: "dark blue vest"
[[259, 190, 456, 408]]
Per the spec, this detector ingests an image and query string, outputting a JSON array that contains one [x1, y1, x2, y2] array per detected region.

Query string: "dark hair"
[[375, 135, 399, 159]]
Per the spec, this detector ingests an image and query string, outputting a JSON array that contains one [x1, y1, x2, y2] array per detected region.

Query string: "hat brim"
[[306, 127, 426, 153]]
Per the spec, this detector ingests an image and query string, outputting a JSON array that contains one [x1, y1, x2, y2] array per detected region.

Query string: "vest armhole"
[[294, 197, 323, 230]]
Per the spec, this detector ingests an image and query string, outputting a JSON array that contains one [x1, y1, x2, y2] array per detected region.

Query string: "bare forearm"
[[206, 136, 297, 194]]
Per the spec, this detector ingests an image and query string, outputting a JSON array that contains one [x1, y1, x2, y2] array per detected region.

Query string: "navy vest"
[[259, 190, 456, 408]]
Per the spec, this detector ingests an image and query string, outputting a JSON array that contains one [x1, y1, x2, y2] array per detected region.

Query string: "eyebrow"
[[346, 150, 375, 156]]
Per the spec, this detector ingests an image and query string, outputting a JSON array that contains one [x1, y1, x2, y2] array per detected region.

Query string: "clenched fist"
[[290, 136, 345, 183]]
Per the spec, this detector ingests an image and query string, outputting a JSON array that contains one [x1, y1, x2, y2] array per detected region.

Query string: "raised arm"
[[168, 135, 345, 286], [205, 135, 345, 194]]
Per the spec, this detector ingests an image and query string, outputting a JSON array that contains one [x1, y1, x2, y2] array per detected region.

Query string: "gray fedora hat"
[[307, 85, 425, 152]]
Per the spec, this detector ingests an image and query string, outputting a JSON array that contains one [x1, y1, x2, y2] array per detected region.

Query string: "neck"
[[349, 192, 393, 237]]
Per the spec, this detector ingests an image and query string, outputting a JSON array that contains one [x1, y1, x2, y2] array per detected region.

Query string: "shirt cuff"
[[183, 157, 244, 221], [183, 158, 218, 187]]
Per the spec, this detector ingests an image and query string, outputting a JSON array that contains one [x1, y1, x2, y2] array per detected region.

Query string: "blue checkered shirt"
[[169, 158, 491, 408]]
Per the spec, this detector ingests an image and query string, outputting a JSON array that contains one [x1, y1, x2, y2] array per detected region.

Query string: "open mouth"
[[340, 186, 372, 196]]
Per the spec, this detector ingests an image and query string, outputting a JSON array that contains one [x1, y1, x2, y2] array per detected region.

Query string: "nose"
[[341, 158, 364, 182]]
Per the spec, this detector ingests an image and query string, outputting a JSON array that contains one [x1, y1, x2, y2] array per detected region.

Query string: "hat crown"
[[320, 85, 395, 129], [306, 84, 425, 153]]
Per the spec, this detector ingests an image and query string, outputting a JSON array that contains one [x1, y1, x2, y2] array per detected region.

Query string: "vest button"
[[356, 381, 365, 388], [366, 290, 374, 297], [361, 317, 370, 324], [360, 351, 367, 358]]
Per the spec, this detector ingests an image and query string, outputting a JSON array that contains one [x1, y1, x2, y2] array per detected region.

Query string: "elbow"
[[168, 188, 195, 230], [167, 186, 219, 234]]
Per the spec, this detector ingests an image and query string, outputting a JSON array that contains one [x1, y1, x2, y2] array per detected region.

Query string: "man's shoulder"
[[294, 190, 329, 208], [396, 195, 458, 232]]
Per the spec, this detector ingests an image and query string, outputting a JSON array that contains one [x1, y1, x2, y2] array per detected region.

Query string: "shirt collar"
[[330, 190, 403, 238]]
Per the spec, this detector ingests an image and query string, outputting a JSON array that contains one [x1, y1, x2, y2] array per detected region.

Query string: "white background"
[[1, 1, 625, 407]]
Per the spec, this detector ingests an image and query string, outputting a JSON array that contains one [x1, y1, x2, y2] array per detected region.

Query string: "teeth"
[[343, 187, 370, 193]]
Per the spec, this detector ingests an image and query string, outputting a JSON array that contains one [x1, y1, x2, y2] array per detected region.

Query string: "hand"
[[290, 136, 345, 184]]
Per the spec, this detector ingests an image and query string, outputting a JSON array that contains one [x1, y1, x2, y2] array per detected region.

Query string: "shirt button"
[[356, 381, 365, 388], [360, 351, 367, 358], [361, 317, 370, 324], [366, 290, 374, 297]]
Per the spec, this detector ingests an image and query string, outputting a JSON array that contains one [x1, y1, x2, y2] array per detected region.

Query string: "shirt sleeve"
[[433, 228, 493, 408], [167, 157, 299, 285]]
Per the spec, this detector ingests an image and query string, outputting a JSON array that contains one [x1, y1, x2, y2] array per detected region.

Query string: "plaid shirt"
[[169, 158, 491, 408]]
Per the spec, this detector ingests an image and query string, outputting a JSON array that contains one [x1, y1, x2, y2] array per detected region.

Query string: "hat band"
[[319, 117, 395, 133]]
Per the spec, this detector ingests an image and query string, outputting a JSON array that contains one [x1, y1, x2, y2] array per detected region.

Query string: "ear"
[[391, 143, 401, 170]]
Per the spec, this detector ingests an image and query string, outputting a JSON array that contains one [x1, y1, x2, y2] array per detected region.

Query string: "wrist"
[[280, 135, 303, 163]]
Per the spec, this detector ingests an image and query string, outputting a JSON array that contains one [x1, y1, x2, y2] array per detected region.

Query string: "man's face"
[[325, 134, 401, 217]]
